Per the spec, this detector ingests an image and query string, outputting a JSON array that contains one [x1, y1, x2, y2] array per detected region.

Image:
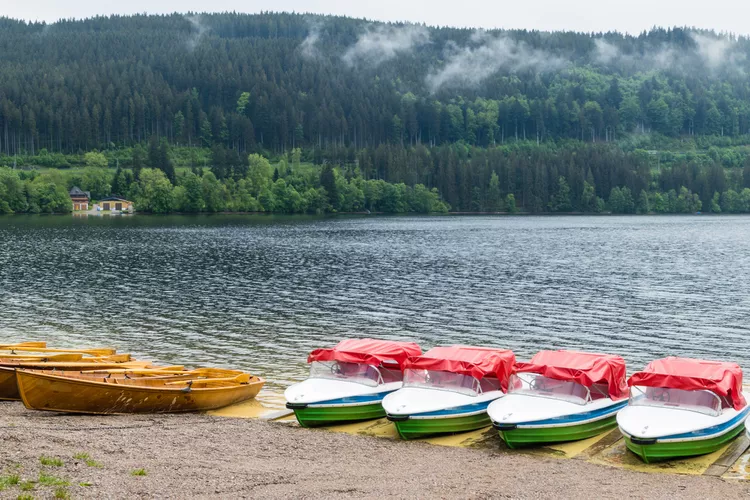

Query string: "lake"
[[1, 214, 749, 389]]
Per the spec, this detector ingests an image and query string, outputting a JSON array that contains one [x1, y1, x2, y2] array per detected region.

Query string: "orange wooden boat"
[[0, 355, 147, 401], [17, 368, 265, 414]]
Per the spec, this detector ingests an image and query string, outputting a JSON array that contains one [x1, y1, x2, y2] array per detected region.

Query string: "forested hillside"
[[3, 12, 750, 213]]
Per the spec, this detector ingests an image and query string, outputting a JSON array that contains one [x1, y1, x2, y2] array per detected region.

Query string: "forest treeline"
[[4, 13, 750, 154], [3, 13, 750, 214], [4, 140, 750, 215], [0, 142, 449, 214]]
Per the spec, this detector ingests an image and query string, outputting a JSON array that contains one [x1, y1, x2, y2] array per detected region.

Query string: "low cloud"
[[186, 15, 209, 51], [299, 21, 323, 60], [593, 31, 745, 75], [426, 32, 568, 92], [342, 25, 430, 68]]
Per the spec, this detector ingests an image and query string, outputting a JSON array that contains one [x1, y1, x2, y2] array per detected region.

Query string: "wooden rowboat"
[[17, 368, 265, 414], [0, 357, 147, 401]]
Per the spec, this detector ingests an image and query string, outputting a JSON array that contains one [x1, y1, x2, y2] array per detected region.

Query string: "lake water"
[[1, 214, 749, 389]]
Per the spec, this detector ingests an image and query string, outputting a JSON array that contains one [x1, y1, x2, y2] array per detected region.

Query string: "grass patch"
[[73, 452, 102, 468], [37, 473, 69, 487], [19, 481, 35, 491], [39, 456, 64, 467], [16, 495, 34, 500], [53, 488, 70, 499], [0, 474, 20, 490], [130, 468, 147, 476], [79, 482, 92, 487]]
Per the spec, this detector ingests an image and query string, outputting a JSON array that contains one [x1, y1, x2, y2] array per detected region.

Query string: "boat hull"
[[0, 367, 19, 401], [17, 370, 264, 414], [390, 411, 491, 440], [290, 402, 386, 427], [497, 414, 618, 448], [623, 423, 745, 463], [0, 362, 152, 401]]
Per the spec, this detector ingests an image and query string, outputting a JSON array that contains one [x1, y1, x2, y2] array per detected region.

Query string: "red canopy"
[[404, 345, 516, 391], [307, 338, 421, 370], [514, 350, 629, 400], [628, 357, 747, 411]]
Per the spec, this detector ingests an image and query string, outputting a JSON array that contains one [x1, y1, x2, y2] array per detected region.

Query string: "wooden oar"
[[0, 342, 47, 349], [0, 347, 117, 356], [80, 366, 187, 375], [164, 373, 252, 385], [88, 354, 132, 363], [0, 353, 84, 363]]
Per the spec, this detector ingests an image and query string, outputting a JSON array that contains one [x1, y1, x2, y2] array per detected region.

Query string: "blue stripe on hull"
[[308, 389, 395, 407], [656, 405, 750, 441], [515, 400, 628, 427], [408, 400, 495, 418]]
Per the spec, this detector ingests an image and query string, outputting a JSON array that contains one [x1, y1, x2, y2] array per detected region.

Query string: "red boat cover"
[[514, 350, 629, 400], [628, 357, 747, 410], [404, 345, 516, 391], [307, 339, 422, 370]]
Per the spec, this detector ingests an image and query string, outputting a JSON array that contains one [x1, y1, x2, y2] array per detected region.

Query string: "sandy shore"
[[0, 402, 748, 499]]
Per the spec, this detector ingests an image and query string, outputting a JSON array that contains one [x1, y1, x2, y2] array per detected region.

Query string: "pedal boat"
[[617, 357, 750, 463], [488, 350, 629, 448], [284, 338, 421, 427], [382, 345, 515, 439]]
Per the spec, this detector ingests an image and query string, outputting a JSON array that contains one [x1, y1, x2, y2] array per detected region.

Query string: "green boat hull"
[[623, 423, 745, 463], [292, 403, 385, 428], [498, 415, 619, 449], [391, 412, 491, 440]]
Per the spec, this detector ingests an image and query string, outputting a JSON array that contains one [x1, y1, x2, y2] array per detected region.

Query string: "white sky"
[[3, 0, 750, 35]]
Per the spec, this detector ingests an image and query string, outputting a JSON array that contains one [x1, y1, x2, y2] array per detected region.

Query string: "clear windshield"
[[629, 386, 724, 416], [403, 369, 500, 396], [508, 373, 604, 405], [308, 361, 394, 387]]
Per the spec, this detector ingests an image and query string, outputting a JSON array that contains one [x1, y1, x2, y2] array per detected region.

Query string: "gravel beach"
[[0, 402, 748, 499]]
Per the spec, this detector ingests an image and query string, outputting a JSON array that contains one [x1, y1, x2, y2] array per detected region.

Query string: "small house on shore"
[[69, 187, 91, 211], [99, 196, 133, 212]]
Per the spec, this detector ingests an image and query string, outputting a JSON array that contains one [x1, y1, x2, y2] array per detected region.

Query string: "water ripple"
[[1, 214, 750, 389]]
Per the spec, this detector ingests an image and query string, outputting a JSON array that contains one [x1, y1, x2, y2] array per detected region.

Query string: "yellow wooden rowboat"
[[17, 368, 265, 414], [0, 356, 146, 401]]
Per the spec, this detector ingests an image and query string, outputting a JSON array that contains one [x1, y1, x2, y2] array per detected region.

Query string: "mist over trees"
[[2, 12, 750, 213]]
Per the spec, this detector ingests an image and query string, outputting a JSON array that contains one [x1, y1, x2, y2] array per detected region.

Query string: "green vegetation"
[[37, 474, 68, 487], [73, 453, 102, 468], [130, 468, 147, 477], [16, 495, 34, 500], [3, 14, 750, 214], [53, 488, 70, 500], [38, 457, 63, 468], [0, 474, 20, 490]]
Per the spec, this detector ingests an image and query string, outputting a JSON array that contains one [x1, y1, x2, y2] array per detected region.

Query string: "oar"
[[164, 373, 252, 385], [0, 347, 117, 356], [0, 342, 47, 349], [88, 354, 132, 363], [0, 353, 84, 363], [79, 366, 187, 375]]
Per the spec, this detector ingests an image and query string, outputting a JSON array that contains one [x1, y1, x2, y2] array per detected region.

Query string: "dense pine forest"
[[3, 12, 750, 213]]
